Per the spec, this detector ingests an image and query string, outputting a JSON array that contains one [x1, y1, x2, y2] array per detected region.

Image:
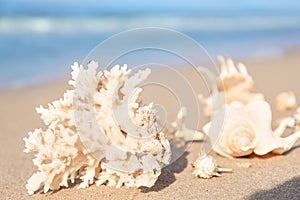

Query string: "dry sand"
[[0, 50, 300, 200]]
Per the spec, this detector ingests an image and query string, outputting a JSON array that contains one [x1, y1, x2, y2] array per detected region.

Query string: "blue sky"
[[1, 0, 300, 16]]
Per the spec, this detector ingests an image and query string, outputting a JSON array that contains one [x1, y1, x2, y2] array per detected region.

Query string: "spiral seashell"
[[216, 119, 256, 158], [192, 155, 232, 179], [204, 101, 300, 158]]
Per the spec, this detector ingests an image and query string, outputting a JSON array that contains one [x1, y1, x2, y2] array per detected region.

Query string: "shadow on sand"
[[247, 176, 300, 200], [140, 140, 189, 193]]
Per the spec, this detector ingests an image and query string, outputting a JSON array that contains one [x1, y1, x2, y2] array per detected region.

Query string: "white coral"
[[24, 61, 171, 194]]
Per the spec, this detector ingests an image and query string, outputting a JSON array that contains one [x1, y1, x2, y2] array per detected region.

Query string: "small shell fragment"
[[236, 162, 252, 168]]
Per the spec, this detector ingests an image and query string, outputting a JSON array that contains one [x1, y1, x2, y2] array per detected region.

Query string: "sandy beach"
[[1, 49, 300, 200]]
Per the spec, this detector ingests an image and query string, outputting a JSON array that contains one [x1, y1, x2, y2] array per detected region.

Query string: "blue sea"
[[1, 1, 300, 89]]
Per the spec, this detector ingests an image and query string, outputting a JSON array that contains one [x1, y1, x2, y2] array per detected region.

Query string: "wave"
[[1, 15, 300, 34]]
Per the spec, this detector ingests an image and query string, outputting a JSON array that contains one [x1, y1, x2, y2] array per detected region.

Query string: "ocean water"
[[1, 12, 300, 89]]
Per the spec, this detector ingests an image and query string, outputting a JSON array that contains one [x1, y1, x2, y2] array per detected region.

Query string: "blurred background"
[[0, 0, 300, 89]]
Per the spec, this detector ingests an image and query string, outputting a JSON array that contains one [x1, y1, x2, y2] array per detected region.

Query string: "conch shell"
[[24, 61, 171, 194], [199, 56, 264, 117], [192, 155, 232, 179], [204, 101, 300, 159], [275, 91, 297, 111]]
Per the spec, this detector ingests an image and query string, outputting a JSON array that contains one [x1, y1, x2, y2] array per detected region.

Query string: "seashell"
[[203, 100, 300, 158], [217, 56, 265, 104], [165, 107, 204, 141], [275, 91, 297, 111], [24, 61, 171, 194], [192, 154, 232, 179], [292, 107, 300, 129], [284, 107, 300, 130], [199, 56, 264, 118]]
